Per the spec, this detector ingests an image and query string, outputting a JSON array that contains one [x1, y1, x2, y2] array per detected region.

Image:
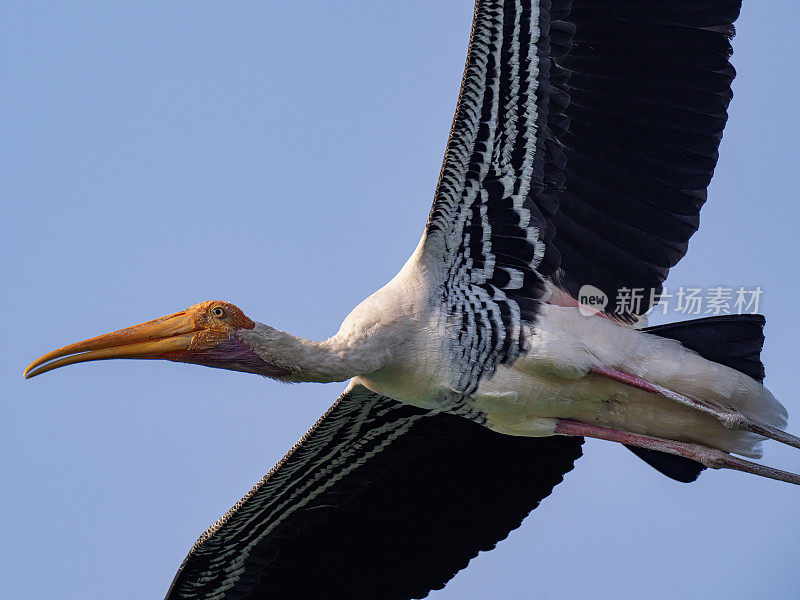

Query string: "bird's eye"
[[211, 306, 226, 319]]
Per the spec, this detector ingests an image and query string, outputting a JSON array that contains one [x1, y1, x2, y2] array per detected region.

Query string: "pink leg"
[[592, 367, 800, 450], [554, 419, 800, 486]]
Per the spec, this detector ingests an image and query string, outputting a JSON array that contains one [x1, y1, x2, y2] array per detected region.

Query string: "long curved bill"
[[24, 311, 199, 379]]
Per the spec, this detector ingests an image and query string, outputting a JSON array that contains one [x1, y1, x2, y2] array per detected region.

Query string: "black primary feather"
[[543, 1, 743, 319]]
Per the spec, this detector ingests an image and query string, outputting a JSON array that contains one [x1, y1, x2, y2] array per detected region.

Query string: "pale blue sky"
[[3, 2, 799, 599]]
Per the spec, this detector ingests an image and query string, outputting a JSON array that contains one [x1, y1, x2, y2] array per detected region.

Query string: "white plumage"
[[238, 252, 786, 460]]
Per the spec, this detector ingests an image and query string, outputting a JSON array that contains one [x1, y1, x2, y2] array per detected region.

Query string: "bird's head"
[[24, 300, 291, 379]]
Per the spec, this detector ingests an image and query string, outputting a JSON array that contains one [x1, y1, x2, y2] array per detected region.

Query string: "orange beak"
[[24, 310, 200, 379]]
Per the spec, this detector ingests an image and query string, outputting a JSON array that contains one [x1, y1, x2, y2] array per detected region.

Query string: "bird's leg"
[[553, 419, 800, 485], [592, 367, 800, 450]]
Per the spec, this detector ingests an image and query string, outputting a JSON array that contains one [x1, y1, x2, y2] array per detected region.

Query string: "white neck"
[[237, 322, 391, 383]]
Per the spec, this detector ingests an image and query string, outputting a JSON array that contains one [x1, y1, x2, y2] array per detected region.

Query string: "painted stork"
[[24, 1, 799, 598]]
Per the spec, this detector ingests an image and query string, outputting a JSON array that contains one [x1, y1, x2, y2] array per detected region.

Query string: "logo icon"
[[577, 284, 608, 316]]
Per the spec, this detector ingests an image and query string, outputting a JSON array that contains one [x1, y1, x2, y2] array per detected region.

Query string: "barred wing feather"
[[424, 0, 743, 344], [423, 0, 572, 392], [164, 385, 583, 600]]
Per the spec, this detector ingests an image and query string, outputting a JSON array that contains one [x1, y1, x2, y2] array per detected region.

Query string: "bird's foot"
[[592, 367, 800, 450], [554, 419, 800, 485]]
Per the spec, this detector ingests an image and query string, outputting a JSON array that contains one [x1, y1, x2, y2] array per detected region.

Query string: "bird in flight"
[[25, 1, 799, 599]]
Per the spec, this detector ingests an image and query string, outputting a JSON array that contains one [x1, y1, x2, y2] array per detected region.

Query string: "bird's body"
[[23, 1, 800, 598], [242, 252, 782, 458]]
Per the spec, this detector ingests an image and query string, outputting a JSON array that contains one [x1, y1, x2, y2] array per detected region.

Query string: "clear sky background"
[[3, 2, 799, 599]]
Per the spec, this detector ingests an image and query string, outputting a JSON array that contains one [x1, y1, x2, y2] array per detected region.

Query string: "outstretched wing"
[[423, 0, 743, 373], [550, 1, 743, 318], [164, 385, 583, 600], [422, 0, 572, 392]]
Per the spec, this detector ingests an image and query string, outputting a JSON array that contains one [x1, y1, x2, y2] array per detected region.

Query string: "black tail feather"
[[624, 315, 767, 483], [625, 446, 707, 484], [643, 314, 765, 383]]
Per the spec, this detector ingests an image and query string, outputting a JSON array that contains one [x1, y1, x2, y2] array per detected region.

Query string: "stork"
[[24, 1, 799, 599]]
